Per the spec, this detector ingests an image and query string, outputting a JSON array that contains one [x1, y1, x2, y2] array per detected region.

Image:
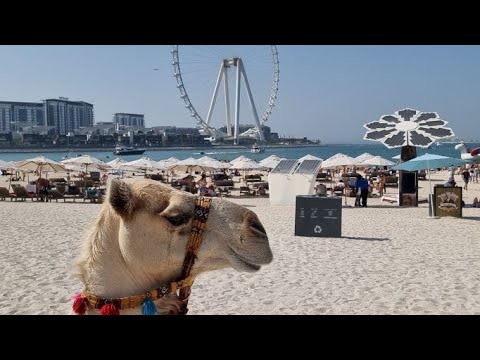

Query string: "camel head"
[[75, 178, 273, 314]]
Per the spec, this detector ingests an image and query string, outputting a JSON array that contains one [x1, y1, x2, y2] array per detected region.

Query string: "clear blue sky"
[[1, 45, 479, 143]]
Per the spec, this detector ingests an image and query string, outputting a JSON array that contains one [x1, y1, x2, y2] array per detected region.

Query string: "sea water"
[[0, 143, 475, 163]]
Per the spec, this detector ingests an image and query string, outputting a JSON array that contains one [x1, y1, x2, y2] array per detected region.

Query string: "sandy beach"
[[1, 170, 479, 315]]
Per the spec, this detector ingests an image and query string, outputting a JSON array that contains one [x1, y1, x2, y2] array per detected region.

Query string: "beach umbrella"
[[165, 157, 180, 164], [197, 156, 217, 164], [16, 156, 66, 174], [124, 157, 167, 175], [392, 153, 467, 217], [201, 159, 231, 170], [229, 160, 263, 170], [0, 159, 21, 191], [321, 155, 357, 169], [355, 152, 375, 163], [0, 159, 18, 171], [229, 159, 264, 180], [168, 157, 214, 174], [107, 158, 127, 168], [259, 155, 283, 170], [16, 156, 66, 194], [230, 155, 254, 164], [362, 156, 395, 167], [298, 154, 323, 162], [62, 155, 109, 188], [62, 155, 109, 172]]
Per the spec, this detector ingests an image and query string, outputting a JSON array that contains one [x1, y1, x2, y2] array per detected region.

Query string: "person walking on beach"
[[462, 167, 470, 190]]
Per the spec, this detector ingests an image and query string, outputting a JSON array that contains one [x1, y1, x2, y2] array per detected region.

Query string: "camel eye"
[[166, 214, 189, 226]]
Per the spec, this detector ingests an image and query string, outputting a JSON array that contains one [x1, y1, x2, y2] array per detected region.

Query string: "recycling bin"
[[295, 195, 342, 237]]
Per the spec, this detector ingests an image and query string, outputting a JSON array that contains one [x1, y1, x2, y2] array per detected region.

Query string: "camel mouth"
[[227, 246, 263, 272]]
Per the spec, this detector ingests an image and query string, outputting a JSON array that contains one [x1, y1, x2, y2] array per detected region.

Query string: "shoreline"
[[0, 143, 326, 154]]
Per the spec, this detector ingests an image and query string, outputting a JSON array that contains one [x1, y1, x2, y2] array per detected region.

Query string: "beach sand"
[[0, 170, 479, 314]]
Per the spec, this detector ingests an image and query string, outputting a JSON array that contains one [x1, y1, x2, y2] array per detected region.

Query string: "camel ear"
[[109, 179, 134, 216]]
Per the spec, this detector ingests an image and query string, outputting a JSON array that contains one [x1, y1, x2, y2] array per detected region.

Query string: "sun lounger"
[[47, 189, 66, 202], [0, 187, 15, 201], [381, 194, 399, 204], [381, 194, 428, 204], [12, 186, 36, 201]]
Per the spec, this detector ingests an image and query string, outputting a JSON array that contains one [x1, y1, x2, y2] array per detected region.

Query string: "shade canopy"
[[392, 153, 467, 171], [363, 108, 455, 149]]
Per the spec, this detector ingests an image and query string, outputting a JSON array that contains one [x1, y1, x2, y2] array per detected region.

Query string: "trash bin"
[[295, 195, 342, 237]]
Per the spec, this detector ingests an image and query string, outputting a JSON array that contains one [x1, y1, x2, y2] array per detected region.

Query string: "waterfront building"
[[113, 113, 145, 128], [0, 101, 45, 133], [44, 97, 94, 135]]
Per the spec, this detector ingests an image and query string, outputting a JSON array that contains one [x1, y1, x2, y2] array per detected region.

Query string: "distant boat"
[[250, 144, 265, 153], [113, 145, 146, 156]]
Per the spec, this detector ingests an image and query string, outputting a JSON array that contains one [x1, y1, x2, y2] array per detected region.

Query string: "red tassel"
[[100, 302, 120, 315], [72, 295, 88, 315]]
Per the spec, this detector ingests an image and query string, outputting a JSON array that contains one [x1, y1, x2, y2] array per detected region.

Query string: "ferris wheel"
[[171, 46, 280, 144]]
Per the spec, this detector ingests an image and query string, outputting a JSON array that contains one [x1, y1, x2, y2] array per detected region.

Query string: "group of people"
[[447, 164, 479, 190], [196, 173, 217, 197], [461, 165, 479, 190]]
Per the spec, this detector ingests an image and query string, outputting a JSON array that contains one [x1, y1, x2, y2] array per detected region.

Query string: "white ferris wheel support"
[[200, 58, 265, 144], [172, 46, 279, 145]]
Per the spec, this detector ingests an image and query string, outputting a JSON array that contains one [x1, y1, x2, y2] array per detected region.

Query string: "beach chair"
[[12, 186, 36, 201], [47, 189, 66, 202], [240, 186, 254, 196], [0, 187, 15, 201]]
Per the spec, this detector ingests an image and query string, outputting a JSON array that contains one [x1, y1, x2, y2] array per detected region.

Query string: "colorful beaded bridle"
[[73, 196, 213, 315]]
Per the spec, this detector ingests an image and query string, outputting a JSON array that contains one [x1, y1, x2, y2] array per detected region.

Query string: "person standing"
[[462, 167, 470, 190], [355, 174, 369, 207], [377, 174, 386, 197], [473, 165, 478, 184]]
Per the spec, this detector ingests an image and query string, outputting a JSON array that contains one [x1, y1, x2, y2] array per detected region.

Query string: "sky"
[[1, 45, 479, 144]]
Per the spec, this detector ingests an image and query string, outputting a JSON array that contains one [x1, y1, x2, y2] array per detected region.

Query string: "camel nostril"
[[250, 220, 267, 236]]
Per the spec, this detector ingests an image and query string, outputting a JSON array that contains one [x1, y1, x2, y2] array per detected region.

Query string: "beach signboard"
[[434, 186, 462, 218]]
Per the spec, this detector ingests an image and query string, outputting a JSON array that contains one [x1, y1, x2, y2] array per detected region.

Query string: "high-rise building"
[[0, 101, 45, 133], [44, 98, 94, 135], [113, 113, 145, 128]]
